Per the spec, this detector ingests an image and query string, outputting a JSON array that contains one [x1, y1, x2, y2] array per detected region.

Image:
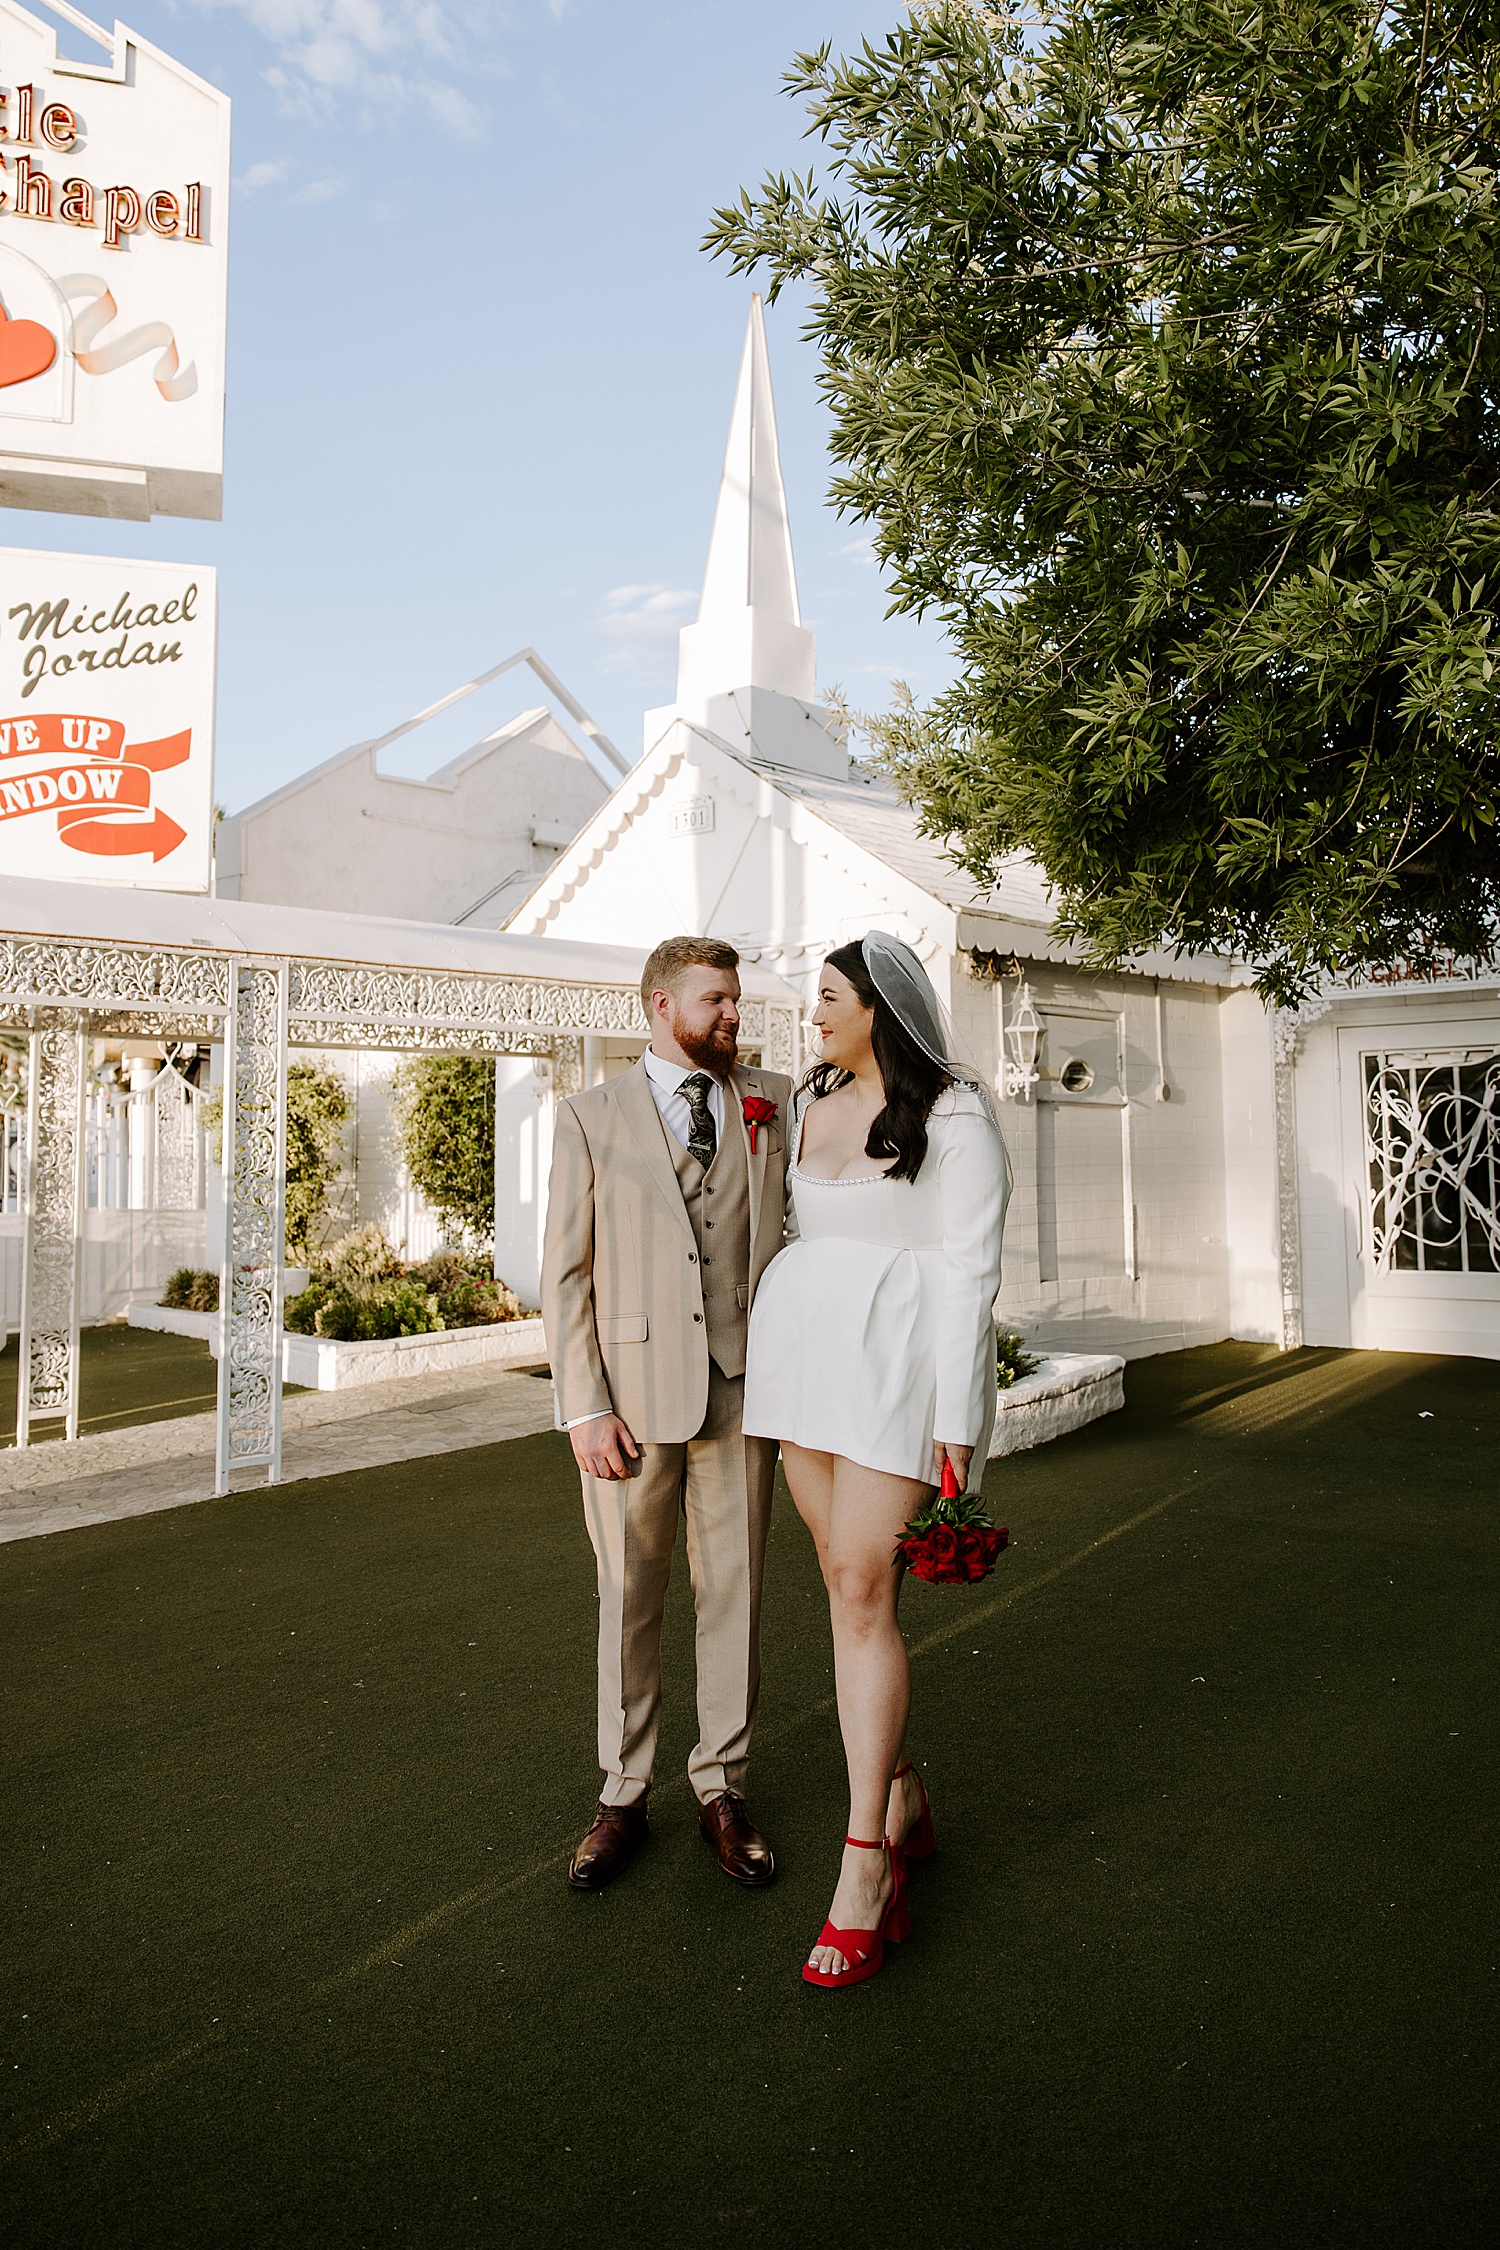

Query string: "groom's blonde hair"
[[640, 934, 740, 1016]]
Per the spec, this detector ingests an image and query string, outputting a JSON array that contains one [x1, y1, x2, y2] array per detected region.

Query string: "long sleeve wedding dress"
[[742, 1082, 1009, 1492]]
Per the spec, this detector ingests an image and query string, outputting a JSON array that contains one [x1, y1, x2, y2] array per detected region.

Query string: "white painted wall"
[[0, 1209, 207, 1329], [1219, 986, 1281, 1342], [512, 723, 957, 1008], [1294, 1017, 1354, 1350], [219, 707, 607, 928], [994, 967, 1230, 1359]]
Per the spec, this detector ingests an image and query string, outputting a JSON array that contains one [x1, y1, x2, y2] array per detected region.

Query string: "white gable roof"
[[508, 718, 1244, 987], [744, 753, 1055, 926]]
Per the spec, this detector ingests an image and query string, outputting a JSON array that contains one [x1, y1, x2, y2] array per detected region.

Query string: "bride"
[[742, 933, 1009, 1988]]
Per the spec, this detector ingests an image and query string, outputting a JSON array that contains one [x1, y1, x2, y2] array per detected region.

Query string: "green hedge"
[[391, 1056, 495, 1248]]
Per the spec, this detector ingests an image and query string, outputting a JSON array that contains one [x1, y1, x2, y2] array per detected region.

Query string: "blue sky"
[[9, 1, 955, 809]]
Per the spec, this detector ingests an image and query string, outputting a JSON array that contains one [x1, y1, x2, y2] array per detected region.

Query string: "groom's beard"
[[672, 1012, 738, 1079]]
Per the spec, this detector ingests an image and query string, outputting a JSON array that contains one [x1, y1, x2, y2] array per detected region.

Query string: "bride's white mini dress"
[[742, 1084, 1009, 1492]]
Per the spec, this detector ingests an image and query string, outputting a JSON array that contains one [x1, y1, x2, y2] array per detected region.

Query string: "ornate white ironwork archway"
[[0, 898, 799, 1492]]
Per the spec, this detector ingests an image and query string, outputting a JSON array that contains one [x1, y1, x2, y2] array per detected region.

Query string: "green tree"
[[709, 0, 1500, 1000], [284, 1060, 350, 1259], [391, 1055, 496, 1248]]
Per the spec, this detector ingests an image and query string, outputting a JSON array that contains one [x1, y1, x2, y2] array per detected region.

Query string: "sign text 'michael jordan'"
[[7, 583, 197, 696], [0, 82, 206, 251]]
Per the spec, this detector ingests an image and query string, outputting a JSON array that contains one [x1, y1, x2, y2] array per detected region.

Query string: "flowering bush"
[[284, 1228, 525, 1341]]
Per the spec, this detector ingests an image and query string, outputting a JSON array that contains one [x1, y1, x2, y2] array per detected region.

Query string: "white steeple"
[[658, 297, 848, 778], [675, 295, 818, 710]]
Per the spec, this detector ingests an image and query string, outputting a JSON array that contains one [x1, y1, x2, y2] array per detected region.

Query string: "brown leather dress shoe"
[[698, 1791, 776, 1886], [568, 1798, 648, 1891]]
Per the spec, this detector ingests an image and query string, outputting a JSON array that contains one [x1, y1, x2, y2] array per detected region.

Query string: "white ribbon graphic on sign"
[[58, 274, 197, 403]]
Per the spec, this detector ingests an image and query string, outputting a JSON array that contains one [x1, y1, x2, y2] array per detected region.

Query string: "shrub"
[[285, 1061, 350, 1259], [160, 1267, 219, 1313], [411, 1249, 524, 1329], [996, 1329, 1040, 1391], [320, 1224, 404, 1287], [391, 1055, 496, 1248], [282, 1228, 525, 1342]]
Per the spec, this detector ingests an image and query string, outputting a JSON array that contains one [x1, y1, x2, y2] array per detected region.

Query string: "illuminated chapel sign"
[[0, 4, 228, 521]]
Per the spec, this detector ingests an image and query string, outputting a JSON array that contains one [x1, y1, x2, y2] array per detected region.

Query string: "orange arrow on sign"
[[128, 729, 192, 773], [56, 807, 187, 861]]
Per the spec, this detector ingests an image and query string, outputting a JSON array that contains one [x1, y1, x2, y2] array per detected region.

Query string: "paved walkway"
[[0, 1362, 559, 1543]]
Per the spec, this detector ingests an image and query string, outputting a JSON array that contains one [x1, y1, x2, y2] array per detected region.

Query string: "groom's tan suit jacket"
[[542, 1057, 792, 1442]]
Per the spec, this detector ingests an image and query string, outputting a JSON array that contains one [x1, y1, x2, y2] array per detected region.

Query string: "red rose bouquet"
[[741, 1095, 777, 1152], [895, 1457, 1008, 1586]]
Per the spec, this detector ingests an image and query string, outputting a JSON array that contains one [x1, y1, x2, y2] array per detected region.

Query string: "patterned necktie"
[[681, 1072, 718, 1171]]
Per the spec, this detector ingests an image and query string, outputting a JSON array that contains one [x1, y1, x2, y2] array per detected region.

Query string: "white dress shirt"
[[642, 1043, 726, 1151], [562, 1048, 729, 1430]]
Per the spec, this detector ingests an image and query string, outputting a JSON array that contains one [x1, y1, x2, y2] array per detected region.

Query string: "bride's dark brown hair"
[[801, 941, 951, 1183]]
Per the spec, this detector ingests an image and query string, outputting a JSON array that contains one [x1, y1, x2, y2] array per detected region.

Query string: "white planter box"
[[127, 1300, 548, 1391], [988, 1351, 1126, 1457], [127, 1301, 216, 1342], [280, 1315, 547, 1391]]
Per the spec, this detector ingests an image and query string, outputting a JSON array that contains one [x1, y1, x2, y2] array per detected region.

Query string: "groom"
[[542, 935, 792, 1891]]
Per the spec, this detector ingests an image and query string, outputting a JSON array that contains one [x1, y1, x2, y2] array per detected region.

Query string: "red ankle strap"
[[892, 1762, 915, 1779], [845, 1834, 889, 1850]]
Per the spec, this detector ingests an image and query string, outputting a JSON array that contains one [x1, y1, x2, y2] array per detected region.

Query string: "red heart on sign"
[[0, 300, 56, 388]]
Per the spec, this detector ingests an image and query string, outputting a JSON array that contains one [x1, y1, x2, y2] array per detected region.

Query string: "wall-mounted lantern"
[[1003, 981, 1044, 1101]]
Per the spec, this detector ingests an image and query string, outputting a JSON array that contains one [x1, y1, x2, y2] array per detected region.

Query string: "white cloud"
[[593, 583, 696, 672], [185, 1, 487, 134], [235, 157, 293, 192], [293, 175, 347, 202]]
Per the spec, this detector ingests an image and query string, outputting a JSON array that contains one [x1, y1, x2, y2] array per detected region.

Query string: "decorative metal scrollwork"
[[1364, 1049, 1500, 1274], [17, 1011, 86, 1445], [0, 938, 230, 1016], [152, 1063, 204, 1211], [216, 964, 288, 1490], [287, 964, 650, 1041], [0, 932, 802, 1077], [288, 1020, 554, 1059]]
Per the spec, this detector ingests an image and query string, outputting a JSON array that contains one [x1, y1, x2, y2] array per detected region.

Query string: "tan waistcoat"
[[666, 1095, 750, 1379]]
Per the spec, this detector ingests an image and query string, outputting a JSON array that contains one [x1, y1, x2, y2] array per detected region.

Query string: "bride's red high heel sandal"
[[801, 1838, 910, 1990], [891, 1761, 936, 1863]]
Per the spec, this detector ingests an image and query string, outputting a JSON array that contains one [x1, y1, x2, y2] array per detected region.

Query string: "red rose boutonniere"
[[742, 1095, 777, 1153], [894, 1457, 1009, 1587]]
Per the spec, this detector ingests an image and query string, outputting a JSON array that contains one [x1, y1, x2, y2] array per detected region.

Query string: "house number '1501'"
[[669, 797, 715, 837]]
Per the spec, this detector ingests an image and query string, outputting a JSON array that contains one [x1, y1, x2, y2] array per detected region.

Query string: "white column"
[[128, 1055, 156, 1210], [493, 1055, 550, 1306]]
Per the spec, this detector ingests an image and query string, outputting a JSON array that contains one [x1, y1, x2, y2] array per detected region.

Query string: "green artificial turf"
[[0, 1327, 303, 1450], [1, 1341, 1496, 2248]]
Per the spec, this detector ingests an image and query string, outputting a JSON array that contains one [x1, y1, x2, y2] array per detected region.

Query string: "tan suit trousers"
[[582, 1363, 776, 1807]]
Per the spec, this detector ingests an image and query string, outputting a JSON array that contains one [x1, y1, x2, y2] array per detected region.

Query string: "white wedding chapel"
[[502, 299, 1500, 1365]]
